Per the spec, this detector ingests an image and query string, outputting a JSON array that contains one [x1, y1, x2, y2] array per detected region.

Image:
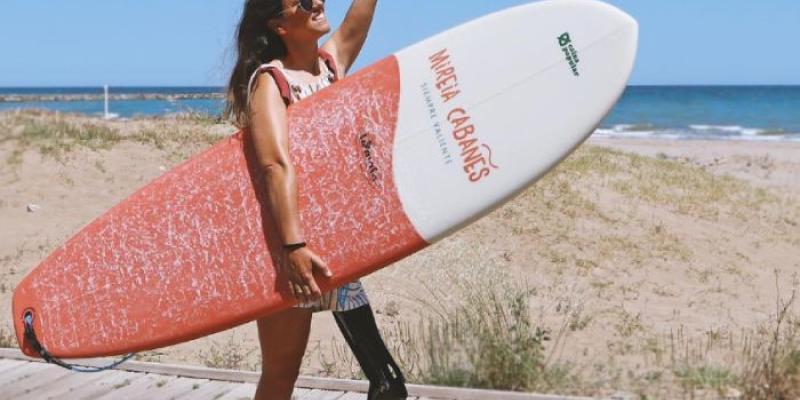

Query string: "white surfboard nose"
[[392, 0, 639, 243], [568, 0, 639, 92]]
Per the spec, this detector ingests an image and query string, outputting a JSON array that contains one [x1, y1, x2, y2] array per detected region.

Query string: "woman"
[[224, 1, 407, 399]]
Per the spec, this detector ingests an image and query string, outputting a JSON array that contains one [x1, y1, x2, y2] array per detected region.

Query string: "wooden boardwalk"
[[0, 348, 592, 400]]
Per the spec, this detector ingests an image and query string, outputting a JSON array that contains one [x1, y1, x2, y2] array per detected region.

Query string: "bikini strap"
[[248, 50, 339, 106], [247, 64, 293, 106], [318, 49, 341, 82]]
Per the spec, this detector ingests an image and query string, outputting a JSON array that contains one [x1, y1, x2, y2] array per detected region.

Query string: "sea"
[[1, 85, 798, 142]]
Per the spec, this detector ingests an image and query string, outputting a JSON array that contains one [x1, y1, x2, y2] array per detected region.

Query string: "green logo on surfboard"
[[558, 32, 580, 77]]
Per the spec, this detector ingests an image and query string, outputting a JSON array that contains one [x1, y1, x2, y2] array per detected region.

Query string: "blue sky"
[[1, 0, 798, 86]]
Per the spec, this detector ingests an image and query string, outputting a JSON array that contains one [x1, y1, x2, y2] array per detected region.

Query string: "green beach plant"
[[196, 332, 258, 371], [673, 364, 736, 395], [319, 250, 581, 393], [416, 287, 551, 390], [737, 272, 800, 399]]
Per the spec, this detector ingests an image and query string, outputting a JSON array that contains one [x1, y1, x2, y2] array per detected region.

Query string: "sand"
[[1, 111, 798, 398]]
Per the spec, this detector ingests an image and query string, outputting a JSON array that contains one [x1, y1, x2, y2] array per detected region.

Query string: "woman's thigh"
[[256, 308, 313, 371]]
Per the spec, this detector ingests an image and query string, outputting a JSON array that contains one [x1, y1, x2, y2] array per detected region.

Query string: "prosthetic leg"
[[333, 304, 408, 400]]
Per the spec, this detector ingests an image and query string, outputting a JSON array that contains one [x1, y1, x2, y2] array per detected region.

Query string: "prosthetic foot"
[[333, 304, 408, 400]]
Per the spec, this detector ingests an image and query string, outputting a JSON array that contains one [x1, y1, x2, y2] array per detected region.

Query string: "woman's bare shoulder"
[[251, 65, 284, 99], [249, 72, 287, 127]]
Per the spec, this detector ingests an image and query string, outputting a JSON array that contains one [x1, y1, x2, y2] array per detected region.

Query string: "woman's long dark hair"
[[225, 0, 288, 128]]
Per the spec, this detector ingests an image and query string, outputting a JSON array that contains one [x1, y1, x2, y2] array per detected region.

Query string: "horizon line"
[[1, 83, 799, 89]]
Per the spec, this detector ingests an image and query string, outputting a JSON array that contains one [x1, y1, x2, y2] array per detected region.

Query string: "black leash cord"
[[23, 312, 136, 373]]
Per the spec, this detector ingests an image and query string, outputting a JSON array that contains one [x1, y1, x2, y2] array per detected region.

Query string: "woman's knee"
[[256, 308, 312, 378]]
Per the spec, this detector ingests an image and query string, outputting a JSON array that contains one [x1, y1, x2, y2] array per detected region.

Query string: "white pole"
[[104, 85, 109, 119]]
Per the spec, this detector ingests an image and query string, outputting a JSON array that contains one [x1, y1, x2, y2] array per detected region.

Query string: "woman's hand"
[[284, 246, 333, 304]]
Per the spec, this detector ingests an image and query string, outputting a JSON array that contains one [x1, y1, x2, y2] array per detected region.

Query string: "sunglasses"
[[280, 0, 324, 15]]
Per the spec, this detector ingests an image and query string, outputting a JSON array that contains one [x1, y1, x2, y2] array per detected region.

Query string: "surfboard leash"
[[23, 311, 137, 373]]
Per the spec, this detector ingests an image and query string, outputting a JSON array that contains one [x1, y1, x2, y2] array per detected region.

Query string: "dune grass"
[[318, 251, 585, 394], [0, 110, 226, 166], [1, 115, 121, 164], [196, 331, 259, 372], [315, 144, 798, 398]]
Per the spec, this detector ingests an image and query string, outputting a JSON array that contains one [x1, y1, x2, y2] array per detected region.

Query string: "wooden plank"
[[118, 363, 261, 384], [295, 376, 369, 393], [172, 379, 241, 400], [335, 393, 367, 400], [0, 362, 51, 388], [0, 349, 595, 400], [295, 388, 314, 398], [0, 348, 261, 383], [299, 388, 346, 400], [71, 372, 150, 400], [2, 364, 74, 398], [14, 369, 117, 400], [405, 384, 595, 400], [148, 376, 210, 400], [92, 373, 168, 400], [214, 383, 258, 400], [0, 359, 28, 374]]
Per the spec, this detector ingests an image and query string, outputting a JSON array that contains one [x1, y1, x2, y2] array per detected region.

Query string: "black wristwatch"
[[283, 241, 307, 252]]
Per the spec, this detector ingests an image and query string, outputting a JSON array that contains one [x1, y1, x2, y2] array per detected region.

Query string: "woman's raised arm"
[[323, 0, 378, 74]]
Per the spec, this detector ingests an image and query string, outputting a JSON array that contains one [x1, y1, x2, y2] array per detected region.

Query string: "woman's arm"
[[249, 74, 305, 246], [322, 0, 378, 74], [249, 74, 332, 302]]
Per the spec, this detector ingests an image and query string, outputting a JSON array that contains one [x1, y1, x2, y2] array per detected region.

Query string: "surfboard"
[[13, 0, 638, 358]]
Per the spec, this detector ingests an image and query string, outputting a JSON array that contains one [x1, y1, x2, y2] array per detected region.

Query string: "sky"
[[0, 0, 798, 87]]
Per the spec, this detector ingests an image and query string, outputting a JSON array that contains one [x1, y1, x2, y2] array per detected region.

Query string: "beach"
[[1, 111, 798, 398]]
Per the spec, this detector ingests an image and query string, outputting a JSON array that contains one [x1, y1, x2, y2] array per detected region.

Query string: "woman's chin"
[[313, 22, 331, 34]]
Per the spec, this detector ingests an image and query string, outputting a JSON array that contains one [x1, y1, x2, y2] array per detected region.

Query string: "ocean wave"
[[594, 124, 799, 142], [688, 124, 764, 136]]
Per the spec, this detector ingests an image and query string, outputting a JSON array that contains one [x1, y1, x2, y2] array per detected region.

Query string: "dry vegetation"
[[0, 109, 228, 167], [0, 324, 16, 348]]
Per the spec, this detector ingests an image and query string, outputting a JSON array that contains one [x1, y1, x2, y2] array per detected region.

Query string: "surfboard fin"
[[333, 304, 408, 400]]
